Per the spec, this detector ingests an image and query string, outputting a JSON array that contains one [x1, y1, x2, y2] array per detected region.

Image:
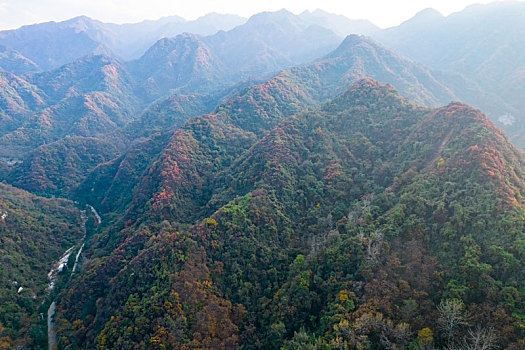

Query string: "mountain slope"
[[0, 72, 47, 139], [303, 34, 456, 106], [129, 34, 227, 99], [128, 9, 345, 99], [0, 183, 83, 348], [0, 45, 40, 75], [299, 9, 379, 37], [1, 64, 253, 198], [0, 54, 140, 160], [53, 13, 247, 60], [0, 21, 108, 71], [0, 90, 136, 158], [73, 34, 462, 224], [54, 79, 525, 349], [0, 14, 247, 72], [373, 2, 525, 148], [0, 10, 380, 74], [7, 136, 120, 196], [26, 54, 138, 105], [204, 9, 342, 77]]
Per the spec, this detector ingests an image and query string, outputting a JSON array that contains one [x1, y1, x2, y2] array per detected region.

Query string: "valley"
[[0, 3, 524, 349]]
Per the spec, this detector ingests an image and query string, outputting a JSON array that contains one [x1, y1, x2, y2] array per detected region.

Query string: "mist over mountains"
[[373, 1, 525, 146], [0, 3, 524, 349]]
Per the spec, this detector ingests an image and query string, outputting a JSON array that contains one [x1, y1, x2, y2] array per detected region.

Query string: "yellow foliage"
[[417, 327, 433, 346], [202, 280, 213, 289], [97, 335, 107, 349], [338, 290, 349, 303], [204, 218, 218, 229]]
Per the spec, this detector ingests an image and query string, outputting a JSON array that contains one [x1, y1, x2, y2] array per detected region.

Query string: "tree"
[[282, 328, 319, 350], [417, 327, 434, 349], [361, 229, 384, 264], [437, 299, 469, 343], [448, 326, 498, 350]]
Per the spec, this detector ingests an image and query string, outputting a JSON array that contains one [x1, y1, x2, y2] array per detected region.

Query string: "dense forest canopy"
[[0, 3, 524, 349]]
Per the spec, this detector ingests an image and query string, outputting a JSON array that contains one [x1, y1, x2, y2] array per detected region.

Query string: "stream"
[[89, 204, 102, 225], [47, 205, 101, 350]]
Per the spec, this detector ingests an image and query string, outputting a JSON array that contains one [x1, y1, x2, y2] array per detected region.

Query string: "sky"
[[0, 0, 510, 30]]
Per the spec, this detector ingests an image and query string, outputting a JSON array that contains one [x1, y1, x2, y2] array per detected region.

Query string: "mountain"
[[129, 27, 460, 107], [2, 24, 427, 198], [0, 21, 108, 71], [0, 13, 246, 72], [121, 93, 221, 141], [0, 90, 136, 158], [148, 13, 246, 46], [53, 79, 525, 349], [128, 9, 345, 98], [205, 9, 342, 78], [6, 136, 120, 197], [3, 74, 256, 198], [4, 93, 217, 200], [0, 10, 373, 166], [0, 45, 40, 75], [171, 9, 379, 85], [0, 183, 83, 348], [0, 7, 524, 348], [71, 133, 172, 215], [70, 34, 462, 223], [374, 3, 525, 77], [373, 1, 525, 148], [129, 34, 227, 99], [0, 10, 382, 75], [4, 32, 506, 207], [0, 10, 379, 167], [57, 13, 247, 60], [69, 81, 259, 214], [0, 72, 47, 138], [310, 35, 456, 106], [26, 54, 138, 104], [299, 9, 379, 37], [0, 54, 140, 158]]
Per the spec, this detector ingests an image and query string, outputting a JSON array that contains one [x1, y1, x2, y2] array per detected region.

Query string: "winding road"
[[47, 205, 101, 350]]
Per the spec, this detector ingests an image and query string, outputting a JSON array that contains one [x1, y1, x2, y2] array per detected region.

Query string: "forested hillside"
[[0, 183, 83, 349], [0, 5, 525, 350], [72, 34, 462, 221], [373, 1, 525, 148], [52, 79, 525, 349]]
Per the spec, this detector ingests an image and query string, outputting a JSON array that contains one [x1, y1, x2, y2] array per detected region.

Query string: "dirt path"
[[425, 129, 453, 170]]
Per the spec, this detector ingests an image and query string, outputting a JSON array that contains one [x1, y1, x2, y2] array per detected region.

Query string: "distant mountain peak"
[[246, 8, 297, 25], [415, 7, 443, 17], [312, 8, 330, 16], [340, 33, 369, 45], [298, 9, 379, 36], [326, 34, 376, 57], [196, 12, 246, 21], [404, 8, 444, 25], [66, 15, 95, 23], [144, 33, 204, 55]]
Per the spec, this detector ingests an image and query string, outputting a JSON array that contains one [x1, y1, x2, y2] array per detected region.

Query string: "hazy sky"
[[0, 0, 510, 30]]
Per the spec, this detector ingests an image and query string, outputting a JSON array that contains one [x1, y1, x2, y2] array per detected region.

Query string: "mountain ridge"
[[1, 6, 525, 349], [55, 78, 525, 348], [372, 1, 525, 148]]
